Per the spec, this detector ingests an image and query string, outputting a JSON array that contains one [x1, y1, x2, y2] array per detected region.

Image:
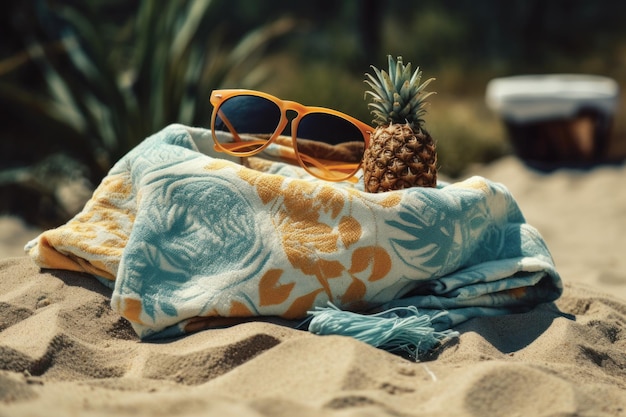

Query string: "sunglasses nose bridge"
[[279, 100, 308, 137], [282, 100, 307, 113]]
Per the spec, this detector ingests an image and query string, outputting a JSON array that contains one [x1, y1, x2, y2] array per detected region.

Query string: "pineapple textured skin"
[[363, 123, 437, 192]]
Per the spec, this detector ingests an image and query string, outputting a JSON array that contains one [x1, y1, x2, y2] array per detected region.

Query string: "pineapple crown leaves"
[[364, 55, 436, 128]]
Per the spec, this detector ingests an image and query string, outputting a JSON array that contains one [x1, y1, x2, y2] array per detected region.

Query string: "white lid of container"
[[485, 74, 620, 122]]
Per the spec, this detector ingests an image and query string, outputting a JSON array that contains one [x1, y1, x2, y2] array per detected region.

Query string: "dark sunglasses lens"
[[296, 113, 366, 178], [213, 95, 281, 153]]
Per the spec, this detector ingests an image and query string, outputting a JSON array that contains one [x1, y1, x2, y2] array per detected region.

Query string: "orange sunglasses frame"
[[210, 89, 373, 181]]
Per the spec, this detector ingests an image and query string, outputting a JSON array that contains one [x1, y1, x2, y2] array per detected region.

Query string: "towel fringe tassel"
[[307, 302, 459, 357]]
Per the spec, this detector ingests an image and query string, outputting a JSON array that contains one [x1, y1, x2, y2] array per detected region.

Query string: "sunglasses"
[[210, 89, 373, 181]]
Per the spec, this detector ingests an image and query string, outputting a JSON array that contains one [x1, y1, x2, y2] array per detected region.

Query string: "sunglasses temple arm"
[[289, 150, 360, 182], [216, 109, 244, 143], [220, 140, 269, 152], [299, 153, 359, 172]]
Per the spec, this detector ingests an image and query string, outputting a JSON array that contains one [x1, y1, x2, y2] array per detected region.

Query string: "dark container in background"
[[486, 74, 620, 169]]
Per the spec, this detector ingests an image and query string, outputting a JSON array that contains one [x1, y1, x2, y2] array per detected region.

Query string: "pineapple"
[[363, 56, 437, 192]]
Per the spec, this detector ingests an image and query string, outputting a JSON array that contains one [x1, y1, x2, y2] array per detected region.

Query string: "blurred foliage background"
[[2, 0, 626, 227]]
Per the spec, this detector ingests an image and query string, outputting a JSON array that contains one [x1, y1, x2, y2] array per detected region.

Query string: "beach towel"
[[25, 124, 562, 354]]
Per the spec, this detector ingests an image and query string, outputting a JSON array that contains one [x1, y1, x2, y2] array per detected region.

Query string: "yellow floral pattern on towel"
[[25, 124, 562, 339]]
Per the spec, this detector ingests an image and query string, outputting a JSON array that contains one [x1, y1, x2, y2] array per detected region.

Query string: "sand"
[[1, 156, 626, 416]]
